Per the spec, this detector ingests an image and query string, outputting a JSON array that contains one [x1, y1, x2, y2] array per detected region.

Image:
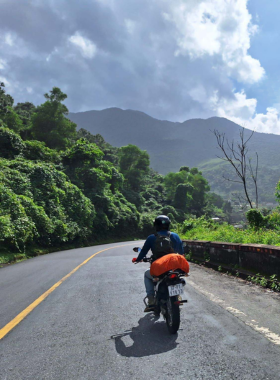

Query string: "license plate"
[[168, 283, 184, 296]]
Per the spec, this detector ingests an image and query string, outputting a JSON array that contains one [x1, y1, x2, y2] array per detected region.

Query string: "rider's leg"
[[144, 269, 155, 297], [144, 269, 155, 312]]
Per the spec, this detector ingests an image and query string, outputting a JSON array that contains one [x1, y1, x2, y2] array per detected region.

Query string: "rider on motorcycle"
[[133, 215, 184, 312]]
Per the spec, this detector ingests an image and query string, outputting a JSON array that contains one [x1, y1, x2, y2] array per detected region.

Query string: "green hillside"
[[198, 159, 279, 204], [68, 108, 280, 204]]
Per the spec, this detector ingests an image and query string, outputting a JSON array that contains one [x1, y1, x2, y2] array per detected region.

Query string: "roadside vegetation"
[[181, 211, 280, 246], [0, 83, 228, 264], [182, 216, 280, 293]]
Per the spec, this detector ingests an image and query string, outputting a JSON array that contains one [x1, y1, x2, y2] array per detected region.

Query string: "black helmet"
[[154, 215, 171, 231]]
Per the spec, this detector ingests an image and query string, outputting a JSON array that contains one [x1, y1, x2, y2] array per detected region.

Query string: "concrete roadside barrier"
[[183, 240, 280, 277]]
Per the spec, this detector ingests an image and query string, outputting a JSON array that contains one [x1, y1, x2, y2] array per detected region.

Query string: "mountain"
[[68, 108, 280, 203]]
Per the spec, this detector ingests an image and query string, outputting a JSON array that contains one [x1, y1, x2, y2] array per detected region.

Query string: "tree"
[[31, 87, 77, 150], [0, 82, 14, 118], [173, 183, 193, 210], [164, 167, 209, 215], [14, 102, 36, 126], [190, 167, 201, 175], [77, 129, 119, 164], [2, 107, 23, 133], [207, 192, 224, 209], [189, 173, 210, 215], [63, 138, 104, 169], [204, 192, 233, 221], [179, 166, 190, 172], [213, 128, 259, 209], [164, 170, 190, 200], [0, 127, 25, 159], [275, 180, 280, 207], [14, 102, 36, 137], [0, 82, 24, 133], [119, 144, 150, 191]]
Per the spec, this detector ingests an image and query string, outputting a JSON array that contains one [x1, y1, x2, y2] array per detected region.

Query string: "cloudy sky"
[[1, 0, 280, 133]]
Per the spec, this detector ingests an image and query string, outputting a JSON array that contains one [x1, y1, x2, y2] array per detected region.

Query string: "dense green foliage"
[[3, 83, 269, 264], [31, 88, 76, 149], [62, 139, 139, 238], [0, 157, 95, 251]]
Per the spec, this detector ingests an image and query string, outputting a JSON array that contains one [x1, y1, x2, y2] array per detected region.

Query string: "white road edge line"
[[187, 279, 280, 346]]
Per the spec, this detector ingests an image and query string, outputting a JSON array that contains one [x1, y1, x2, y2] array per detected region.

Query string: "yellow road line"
[[0, 243, 133, 340]]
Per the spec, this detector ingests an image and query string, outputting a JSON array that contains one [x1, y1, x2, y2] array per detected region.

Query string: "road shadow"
[[111, 314, 178, 357]]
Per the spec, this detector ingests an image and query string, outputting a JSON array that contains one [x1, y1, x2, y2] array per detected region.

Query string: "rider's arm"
[[171, 233, 184, 255], [136, 235, 154, 262]]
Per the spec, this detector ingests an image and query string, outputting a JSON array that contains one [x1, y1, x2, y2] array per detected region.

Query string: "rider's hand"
[[132, 258, 137, 263]]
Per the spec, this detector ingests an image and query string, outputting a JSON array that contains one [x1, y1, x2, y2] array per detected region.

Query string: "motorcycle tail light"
[[169, 274, 177, 279]]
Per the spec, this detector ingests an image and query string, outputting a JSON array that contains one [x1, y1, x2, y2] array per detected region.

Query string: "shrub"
[[0, 185, 37, 251], [0, 159, 95, 250], [246, 209, 265, 228], [0, 127, 24, 159], [23, 140, 60, 163]]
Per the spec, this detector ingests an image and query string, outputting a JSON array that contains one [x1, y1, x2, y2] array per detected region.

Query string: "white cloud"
[[189, 85, 209, 104], [125, 19, 136, 35], [210, 90, 280, 134], [1, 0, 278, 134], [251, 108, 280, 134], [164, 0, 265, 84], [0, 59, 6, 70], [69, 32, 97, 59], [0, 31, 36, 60], [95, 0, 115, 7], [211, 90, 257, 120], [4, 33, 15, 46], [0, 76, 11, 87]]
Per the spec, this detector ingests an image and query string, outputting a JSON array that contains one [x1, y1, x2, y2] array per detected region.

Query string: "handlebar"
[[132, 257, 152, 263], [143, 257, 152, 262]]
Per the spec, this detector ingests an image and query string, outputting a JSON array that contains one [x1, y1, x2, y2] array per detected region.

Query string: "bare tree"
[[248, 153, 259, 208], [213, 128, 259, 209]]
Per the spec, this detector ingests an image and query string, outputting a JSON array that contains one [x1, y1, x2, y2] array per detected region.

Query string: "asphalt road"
[[1, 241, 280, 380]]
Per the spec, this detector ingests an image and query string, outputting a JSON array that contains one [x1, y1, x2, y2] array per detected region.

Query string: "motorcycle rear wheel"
[[166, 296, 180, 334]]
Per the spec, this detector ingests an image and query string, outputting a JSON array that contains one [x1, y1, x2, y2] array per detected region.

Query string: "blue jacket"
[[136, 230, 184, 262]]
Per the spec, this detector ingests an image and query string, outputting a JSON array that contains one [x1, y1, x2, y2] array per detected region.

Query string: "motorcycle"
[[132, 252, 188, 334]]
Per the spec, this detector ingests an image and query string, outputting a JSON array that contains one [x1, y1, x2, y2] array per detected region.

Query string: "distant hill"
[[68, 108, 280, 203]]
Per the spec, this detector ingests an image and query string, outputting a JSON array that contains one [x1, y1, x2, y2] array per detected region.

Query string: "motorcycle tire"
[[166, 296, 180, 334]]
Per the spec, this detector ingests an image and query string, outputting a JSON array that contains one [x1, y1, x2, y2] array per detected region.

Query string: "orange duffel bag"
[[150, 253, 190, 277]]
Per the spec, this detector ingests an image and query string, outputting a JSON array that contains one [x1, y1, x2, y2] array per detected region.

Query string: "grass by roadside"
[[181, 217, 280, 293], [181, 219, 280, 246], [0, 236, 142, 267]]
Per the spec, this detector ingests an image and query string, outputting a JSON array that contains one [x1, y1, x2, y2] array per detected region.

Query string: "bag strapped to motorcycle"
[[150, 253, 190, 277]]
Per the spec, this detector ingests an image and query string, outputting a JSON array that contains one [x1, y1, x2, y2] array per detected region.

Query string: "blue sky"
[[1, 0, 280, 134], [247, 1, 280, 114]]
